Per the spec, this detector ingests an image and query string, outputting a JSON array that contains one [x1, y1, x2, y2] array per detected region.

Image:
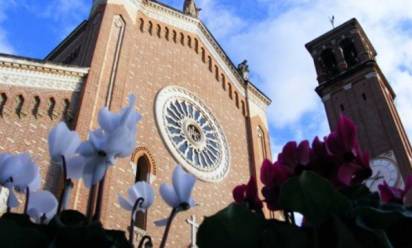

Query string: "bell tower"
[[306, 18, 412, 186]]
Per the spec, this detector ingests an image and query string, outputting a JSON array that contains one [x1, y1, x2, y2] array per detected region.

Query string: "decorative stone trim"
[[130, 146, 157, 176], [0, 56, 88, 92]]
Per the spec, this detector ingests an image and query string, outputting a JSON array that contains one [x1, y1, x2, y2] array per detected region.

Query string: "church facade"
[[0, 0, 271, 246]]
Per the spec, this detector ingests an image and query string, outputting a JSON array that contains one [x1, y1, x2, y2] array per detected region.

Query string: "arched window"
[[32, 96, 41, 118], [131, 148, 156, 231], [15, 95, 24, 118], [257, 127, 267, 163], [340, 38, 358, 67], [320, 48, 339, 76], [0, 93, 7, 117], [135, 155, 150, 183]]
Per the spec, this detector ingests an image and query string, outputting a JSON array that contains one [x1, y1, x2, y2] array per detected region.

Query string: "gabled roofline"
[[45, 20, 88, 61]]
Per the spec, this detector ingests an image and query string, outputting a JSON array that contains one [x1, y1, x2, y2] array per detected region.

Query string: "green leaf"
[[261, 220, 309, 248], [340, 184, 380, 207], [279, 171, 351, 225], [197, 203, 265, 248], [317, 216, 364, 248], [0, 214, 49, 248]]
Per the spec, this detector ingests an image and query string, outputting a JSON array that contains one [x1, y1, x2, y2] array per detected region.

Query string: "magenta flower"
[[233, 176, 263, 210], [277, 140, 310, 175], [259, 159, 289, 211], [378, 175, 412, 204], [337, 147, 371, 186], [325, 115, 372, 186]]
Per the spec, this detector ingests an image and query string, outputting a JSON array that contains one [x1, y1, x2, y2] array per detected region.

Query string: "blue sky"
[[1, 0, 412, 157]]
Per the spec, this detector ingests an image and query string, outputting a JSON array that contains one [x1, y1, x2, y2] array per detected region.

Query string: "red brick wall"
[[0, 85, 80, 194]]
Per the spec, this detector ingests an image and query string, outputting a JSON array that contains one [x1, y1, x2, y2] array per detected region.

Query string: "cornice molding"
[[0, 56, 88, 92]]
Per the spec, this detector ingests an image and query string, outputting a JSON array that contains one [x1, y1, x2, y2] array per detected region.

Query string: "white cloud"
[[198, 0, 412, 150]]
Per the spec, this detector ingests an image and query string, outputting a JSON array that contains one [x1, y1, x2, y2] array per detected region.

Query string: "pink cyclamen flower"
[[233, 176, 263, 210], [325, 115, 372, 186], [259, 159, 289, 211], [277, 140, 310, 175], [378, 175, 412, 204]]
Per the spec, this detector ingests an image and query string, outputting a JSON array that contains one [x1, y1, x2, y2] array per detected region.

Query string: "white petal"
[[0, 153, 11, 167], [7, 189, 19, 208], [28, 191, 57, 224], [172, 165, 196, 203], [160, 184, 179, 208], [14, 155, 37, 189], [98, 107, 122, 132], [77, 141, 96, 157], [0, 154, 37, 189], [27, 208, 41, 223], [28, 167, 41, 192], [128, 186, 141, 203], [103, 125, 135, 159], [118, 195, 133, 211], [48, 122, 81, 162], [82, 157, 107, 188], [89, 129, 107, 151], [65, 155, 86, 180], [134, 182, 154, 209], [154, 218, 168, 227]]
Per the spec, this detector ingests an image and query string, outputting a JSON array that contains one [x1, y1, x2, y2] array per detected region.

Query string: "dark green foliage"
[[197, 172, 412, 248], [0, 210, 131, 248]]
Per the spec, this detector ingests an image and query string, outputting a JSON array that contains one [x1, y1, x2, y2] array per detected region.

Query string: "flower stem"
[[93, 169, 107, 222], [159, 208, 178, 248], [129, 198, 144, 246], [23, 186, 30, 214], [58, 156, 73, 213], [138, 235, 153, 248], [58, 179, 73, 213]]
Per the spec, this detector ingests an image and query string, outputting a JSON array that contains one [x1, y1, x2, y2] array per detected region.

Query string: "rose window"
[[155, 86, 230, 182]]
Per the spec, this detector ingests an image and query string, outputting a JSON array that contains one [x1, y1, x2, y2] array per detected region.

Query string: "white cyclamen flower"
[[48, 122, 81, 162], [77, 95, 141, 188], [0, 153, 40, 208], [48, 122, 84, 180], [27, 191, 58, 224], [160, 165, 196, 210], [118, 181, 154, 220]]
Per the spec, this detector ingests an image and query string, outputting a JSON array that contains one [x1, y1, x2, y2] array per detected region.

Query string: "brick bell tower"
[[306, 18, 412, 190]]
